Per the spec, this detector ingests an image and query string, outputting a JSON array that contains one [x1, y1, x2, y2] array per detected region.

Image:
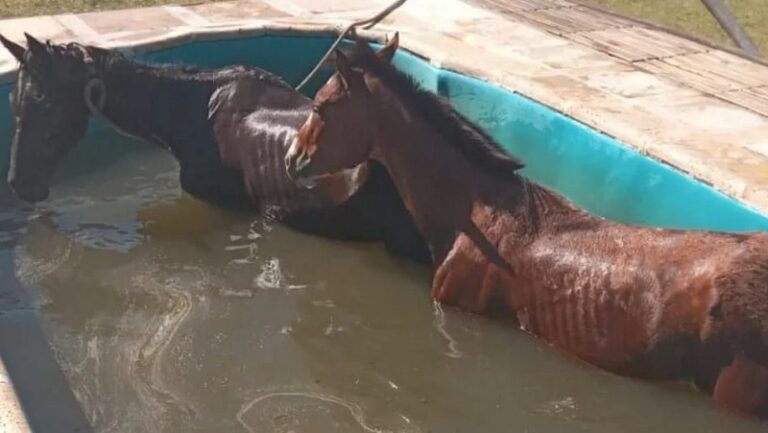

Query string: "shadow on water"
[[0, 130, 165, 433], [0, 184, 92, 433]]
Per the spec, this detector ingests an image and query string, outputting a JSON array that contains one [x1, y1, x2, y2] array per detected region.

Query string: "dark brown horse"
[[285, 34, 768, 418], [0, 33, 429, 263]]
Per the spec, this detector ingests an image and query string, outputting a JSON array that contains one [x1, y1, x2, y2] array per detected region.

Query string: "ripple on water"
[[59, 261, 223, 432], [254, 257, 308, 291], [432, 301, 464, 359], [13, 219, 78, 287], [236, 388, 422, 433]]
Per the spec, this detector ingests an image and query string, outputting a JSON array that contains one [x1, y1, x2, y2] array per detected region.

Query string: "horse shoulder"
[[432, 233, 496, 313]]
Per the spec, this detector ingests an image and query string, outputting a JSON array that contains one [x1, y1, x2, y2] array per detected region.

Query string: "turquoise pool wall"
[[433, 71, 768, 231], [137, 36, 335, 94], [1, 35, 768, 231]]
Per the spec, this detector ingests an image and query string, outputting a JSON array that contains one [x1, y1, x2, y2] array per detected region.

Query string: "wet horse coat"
[[286, 35, 768, 418], [0, 34, 429, 263]]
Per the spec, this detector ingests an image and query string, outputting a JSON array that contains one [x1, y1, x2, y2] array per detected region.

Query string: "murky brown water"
[[1, 131, 765, 433]]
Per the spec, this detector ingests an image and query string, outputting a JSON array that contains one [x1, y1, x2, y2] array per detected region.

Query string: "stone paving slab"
[[187, 0, 288, 23], [471, 0, 768, 111], [287, 0, 391, 13], [0, 357, 30, 433], [78, 6, 184, 35], [0, 15, 75, 43]]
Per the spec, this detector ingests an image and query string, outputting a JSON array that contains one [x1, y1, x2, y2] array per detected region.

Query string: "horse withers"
[[0, 33, 429, 263], [285, 33, 768, 418]]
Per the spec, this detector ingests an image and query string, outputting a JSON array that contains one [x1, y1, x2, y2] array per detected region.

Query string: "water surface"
[[0, 131, 763, 433]]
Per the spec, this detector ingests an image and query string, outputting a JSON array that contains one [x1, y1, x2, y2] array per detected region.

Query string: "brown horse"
[[285, 34, 768, 418], [0, 33, 429, 263]]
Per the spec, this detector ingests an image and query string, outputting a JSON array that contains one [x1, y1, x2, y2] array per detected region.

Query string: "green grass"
[[585, 0, 767, 56], [0, 0, 217, 19]]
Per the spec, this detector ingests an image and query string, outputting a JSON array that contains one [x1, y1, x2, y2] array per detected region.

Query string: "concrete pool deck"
[[0, 0, 767, 431]]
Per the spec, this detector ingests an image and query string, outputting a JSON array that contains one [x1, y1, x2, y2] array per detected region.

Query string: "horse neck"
[[367, 88, 592, 261], [367, 99, 522, 260], [96, 57, 215, 157]]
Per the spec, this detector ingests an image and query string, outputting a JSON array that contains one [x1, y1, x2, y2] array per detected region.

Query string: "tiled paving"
[[0, 15, 75, 44], [78, 6, 185, 34], [187, 1, 288, 23], [1, 1, 768, 430]]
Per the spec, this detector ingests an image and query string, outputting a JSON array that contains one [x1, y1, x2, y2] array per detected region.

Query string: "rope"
[[74, 47, 167, 147], [294, 0, 408, 91], [83, 77, 106, 115], [83, 74, 168, 147], [75, 45, 136, 139], [82, 76, 139, 140]]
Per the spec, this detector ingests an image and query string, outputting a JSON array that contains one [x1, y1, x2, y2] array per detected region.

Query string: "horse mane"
[[347, 50, 525, 181], [76, 43, 293, 89]]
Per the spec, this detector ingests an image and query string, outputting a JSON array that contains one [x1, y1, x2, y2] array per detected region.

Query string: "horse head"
[[1, 33, 106, 202], [285, 33, 399, 184]]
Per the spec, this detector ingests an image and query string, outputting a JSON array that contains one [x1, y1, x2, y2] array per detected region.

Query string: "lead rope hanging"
[[294, 0, 408, 92], [76, 46, 168, 147]]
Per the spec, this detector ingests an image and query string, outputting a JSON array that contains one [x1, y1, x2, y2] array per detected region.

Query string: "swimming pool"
[[1, 33, 766, 433], [4, 33, 767, 231]]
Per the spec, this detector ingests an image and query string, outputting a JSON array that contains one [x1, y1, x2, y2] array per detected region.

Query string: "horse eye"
[[312, 105, 321, 115]]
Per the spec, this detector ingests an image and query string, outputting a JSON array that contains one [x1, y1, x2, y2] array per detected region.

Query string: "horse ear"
[[24, 33, 47, 55], [335, 49, 368, 92], [377, 32, 399, 63], [0, 34, 25, 62]]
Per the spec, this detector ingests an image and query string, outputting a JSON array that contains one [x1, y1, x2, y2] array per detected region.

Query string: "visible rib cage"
[[525, 271, 661, 368], [245, 124, 303, 212]]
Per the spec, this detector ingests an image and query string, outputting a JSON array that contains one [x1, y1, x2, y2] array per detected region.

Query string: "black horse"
[[0, 34, 429, 263]]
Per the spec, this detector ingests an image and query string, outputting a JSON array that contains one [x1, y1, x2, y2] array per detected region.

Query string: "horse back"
[[498, 221, 765, 374]]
